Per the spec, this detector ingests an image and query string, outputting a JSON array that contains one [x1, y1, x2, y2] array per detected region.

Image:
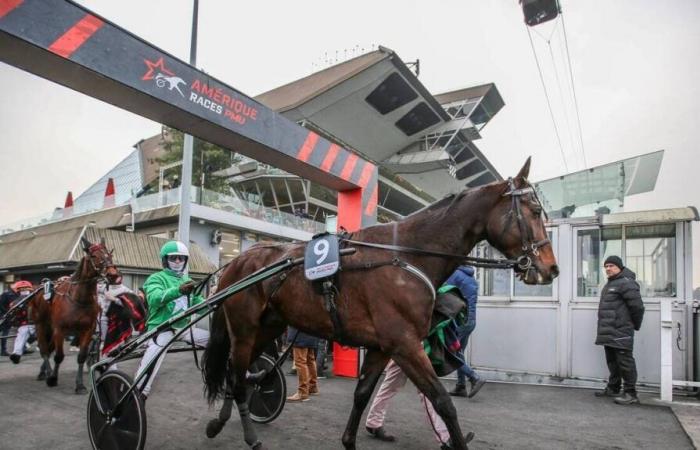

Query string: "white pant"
[[99, 313, 108, 344], [135, 327, 209, 395], [366, 359, 449, 444], [13, 324, 35, 356]]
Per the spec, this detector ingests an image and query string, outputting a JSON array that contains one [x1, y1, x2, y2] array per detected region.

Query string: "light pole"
[[177, 0, 198, 246]]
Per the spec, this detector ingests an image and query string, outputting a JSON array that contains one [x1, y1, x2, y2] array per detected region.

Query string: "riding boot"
[[449, 384, 468, 398]]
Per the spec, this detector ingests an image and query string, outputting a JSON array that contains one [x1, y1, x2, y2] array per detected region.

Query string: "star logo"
[[142, 57, 174, 81]]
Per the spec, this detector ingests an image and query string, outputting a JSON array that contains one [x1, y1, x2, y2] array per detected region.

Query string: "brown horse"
[[32, 237, 118, 393], [203, 158, 558, 450]]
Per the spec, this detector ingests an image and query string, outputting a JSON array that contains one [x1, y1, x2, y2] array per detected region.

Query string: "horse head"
[[484, 157, 559, 284], [80, 236, 119, 281]]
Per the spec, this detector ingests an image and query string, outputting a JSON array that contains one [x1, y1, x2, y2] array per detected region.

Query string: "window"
[[365, 73, 418, 115], [474, 243, 510, 297], [219, 231, 241, 266], [395, 102, 441, 136], [473, 229, 556, 299], [576, 225, 676, 298], [576, 227, 621, 297], [625, 224, 676, 297]]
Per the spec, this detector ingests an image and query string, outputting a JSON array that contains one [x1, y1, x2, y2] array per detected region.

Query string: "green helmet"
[[160, 240, 189, 268]]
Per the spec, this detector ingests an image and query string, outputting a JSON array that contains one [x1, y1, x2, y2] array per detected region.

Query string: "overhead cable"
[[547, 23, 578, 168], [526, 26, 569, 173], [560, 10, 588, 169]]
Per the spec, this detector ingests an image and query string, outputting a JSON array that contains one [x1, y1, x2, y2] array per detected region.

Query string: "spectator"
[[286, 326, 319, 402], [594, 255, 645, 405], [0, 283, 19, 356]]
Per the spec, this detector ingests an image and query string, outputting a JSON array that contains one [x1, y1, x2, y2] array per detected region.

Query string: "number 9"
[[314, 239, 329, 264]]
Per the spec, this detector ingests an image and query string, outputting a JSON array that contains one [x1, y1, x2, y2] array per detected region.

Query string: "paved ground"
[[0, 349, 696, 449]]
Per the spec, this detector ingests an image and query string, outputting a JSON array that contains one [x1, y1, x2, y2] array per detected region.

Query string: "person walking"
[[594, 255, 645, 405], [365, 359, 474, 449], [445, 266, 486, 399], [286, 326, 319, 402]]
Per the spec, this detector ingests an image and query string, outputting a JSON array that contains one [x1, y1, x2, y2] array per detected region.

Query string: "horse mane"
[[404, 180, 505, 220], [70, 254, 93, 282]]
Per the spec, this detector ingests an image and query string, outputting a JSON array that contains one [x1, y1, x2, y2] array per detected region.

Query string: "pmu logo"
[[142, 57, 185, 97]]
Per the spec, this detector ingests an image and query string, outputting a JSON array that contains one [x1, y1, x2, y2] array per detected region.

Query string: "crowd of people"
[[1, 247, 646, 445]]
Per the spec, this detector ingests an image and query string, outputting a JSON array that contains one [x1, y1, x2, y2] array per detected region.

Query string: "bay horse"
[[203, 158, 558, 450], [32, 237, 118, 393]]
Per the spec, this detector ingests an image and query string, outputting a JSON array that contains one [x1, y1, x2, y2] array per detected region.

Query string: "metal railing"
[[1, 187, 324, 236]]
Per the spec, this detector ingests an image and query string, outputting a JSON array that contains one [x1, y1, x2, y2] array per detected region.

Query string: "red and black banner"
[[0, 0, 377, 228]]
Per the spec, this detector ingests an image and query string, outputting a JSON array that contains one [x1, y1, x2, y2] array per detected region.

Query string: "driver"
[[9, 280, 35, 364], [135, 241, 208, 398]]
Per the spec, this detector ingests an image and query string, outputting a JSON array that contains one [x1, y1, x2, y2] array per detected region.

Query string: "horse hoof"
[[205, 419, 224, 438], [75, 386, 87, 395], [46, 376, 58, 387], [37, 373, 47, 381]]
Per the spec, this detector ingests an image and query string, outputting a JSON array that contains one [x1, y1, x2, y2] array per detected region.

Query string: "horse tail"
[[203, 306, 231, 405]]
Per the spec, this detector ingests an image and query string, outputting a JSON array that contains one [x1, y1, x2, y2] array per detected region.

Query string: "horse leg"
[[230, 335, 266, 450], [341, 349, 391, 450], [206, 364, 236, 439], [35, 324, 52, 381], [208, 317, 285, 440], [393, 346, 470, 450], [74, 329, 92, 394], [47, 329, 65, 387]]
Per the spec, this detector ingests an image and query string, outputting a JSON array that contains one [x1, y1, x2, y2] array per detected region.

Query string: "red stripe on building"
[[296, 132, 319, 162], [320, 144, 340, 172], [48, 14, 104, 59], [0, 0, 23, 19], [339, 154, 359, 181], [364, 185, 378, 216], [357, 162, 376, 188]]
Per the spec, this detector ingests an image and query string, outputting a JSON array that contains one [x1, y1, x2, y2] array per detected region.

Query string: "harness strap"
[[342, 239, 517, 268]]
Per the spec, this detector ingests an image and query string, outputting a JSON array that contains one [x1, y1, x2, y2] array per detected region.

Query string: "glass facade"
[[576, 225, 675, 298], [576, 227, 622, 297]]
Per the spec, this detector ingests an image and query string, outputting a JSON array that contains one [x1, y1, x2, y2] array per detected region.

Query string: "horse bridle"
[[501, 177, 551, 272], [68, 245, 116, 285]]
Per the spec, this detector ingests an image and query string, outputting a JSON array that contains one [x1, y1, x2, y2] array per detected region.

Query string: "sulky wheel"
[[87, 370, 147, 450], [249, 353, 286, 424]]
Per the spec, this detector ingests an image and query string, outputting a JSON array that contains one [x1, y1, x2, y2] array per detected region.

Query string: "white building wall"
[[464, 215, 695, 388]]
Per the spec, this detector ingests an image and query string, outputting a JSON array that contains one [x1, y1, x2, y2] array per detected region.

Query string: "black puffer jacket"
[[595, 267, 645, 350]]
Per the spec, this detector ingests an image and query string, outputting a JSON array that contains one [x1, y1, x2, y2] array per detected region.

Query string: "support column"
[[660, 298, 674, 401]]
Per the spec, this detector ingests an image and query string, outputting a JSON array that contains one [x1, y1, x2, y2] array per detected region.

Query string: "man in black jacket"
[[595, 255, 645, 405]]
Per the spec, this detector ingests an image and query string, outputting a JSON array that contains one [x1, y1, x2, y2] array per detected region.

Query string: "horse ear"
[[516, 157, 531, 180], [81, 236, 91, 252], [100, 236, 106, 246]]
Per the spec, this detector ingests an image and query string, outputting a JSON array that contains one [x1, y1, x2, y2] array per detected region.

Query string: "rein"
[[341, 239, 518, 269]]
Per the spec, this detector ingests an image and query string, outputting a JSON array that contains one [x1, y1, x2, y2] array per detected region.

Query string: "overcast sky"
[[1, 0, 698, 286]]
